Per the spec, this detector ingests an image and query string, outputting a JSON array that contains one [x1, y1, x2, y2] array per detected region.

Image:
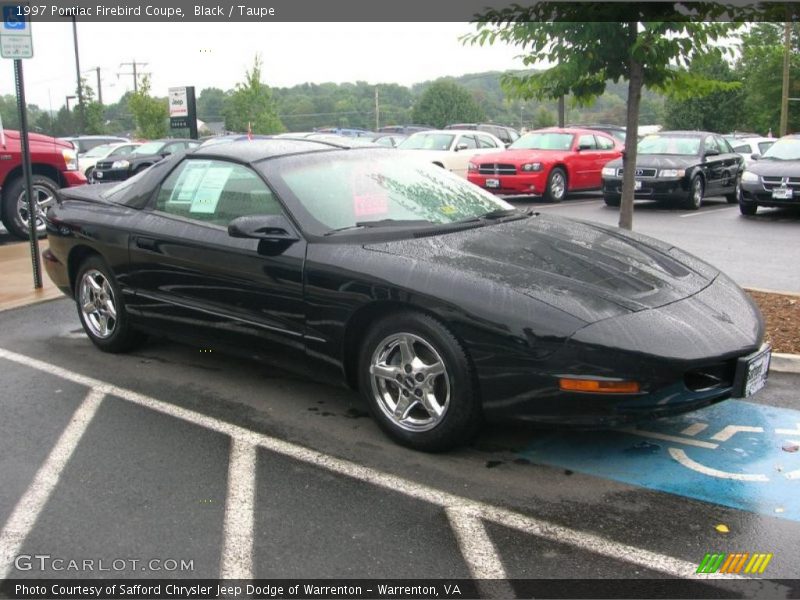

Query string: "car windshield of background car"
[[275, 154, 513, 232], [761, 139, 800, 161], [509, 132, 574, 150], [133, 142, 165, 155], [398, 133, 455, 151], [83, 144, 115, 158], [638, 135, 701, 156]]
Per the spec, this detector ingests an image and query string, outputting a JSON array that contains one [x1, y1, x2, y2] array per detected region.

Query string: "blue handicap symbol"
[[2, 6, 25, 29], [519, 400, 800, 522]]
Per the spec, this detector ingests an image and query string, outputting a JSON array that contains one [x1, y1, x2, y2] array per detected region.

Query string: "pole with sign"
[[169, 86, 198, 140], [1, 5, 41, 288]]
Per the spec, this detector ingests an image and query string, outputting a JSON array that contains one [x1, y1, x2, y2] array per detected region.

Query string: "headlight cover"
[[658, 169, 686, 178], [521, 163, 543, 172], [112, 160, 131, 169], [468, 162, 478, 172], [61, 149, 77, 171], [741, 171, 759, 183], [601, 167, 617, 177]]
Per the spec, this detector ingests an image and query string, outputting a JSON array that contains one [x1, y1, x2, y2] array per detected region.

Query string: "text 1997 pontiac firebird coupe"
[[43, 138, 770, 451]]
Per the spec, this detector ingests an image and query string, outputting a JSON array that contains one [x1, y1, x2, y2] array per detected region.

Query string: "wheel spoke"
[[423, 360, 445, 378], [393, 394, 416, 420], [82, 300, 95, 313], [86, 276, 103, 293], [370, 363, 401, 382], [97, 315, 108, 336], [397, 335, 416, 364], [105, 299, 117, 319], [420, 392, 444, 418]]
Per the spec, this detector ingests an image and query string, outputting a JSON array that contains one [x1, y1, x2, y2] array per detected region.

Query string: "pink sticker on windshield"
[[354, 193, 389, 217], [352, 165, 389, 217]]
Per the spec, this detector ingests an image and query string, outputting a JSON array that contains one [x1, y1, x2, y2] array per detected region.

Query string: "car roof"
[[529, 127, 616, 137], [647, 130, 714, 137], [190, 137, 369, 163]]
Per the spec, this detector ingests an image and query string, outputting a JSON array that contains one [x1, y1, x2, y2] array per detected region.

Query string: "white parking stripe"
[[679, 206, 735, 218], [220, 440, 257, 579], [0, 348, 730, 581], [0, 387, 105, 580]]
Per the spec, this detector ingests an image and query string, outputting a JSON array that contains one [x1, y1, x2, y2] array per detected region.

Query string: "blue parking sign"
[[2, 6, 25, 30]]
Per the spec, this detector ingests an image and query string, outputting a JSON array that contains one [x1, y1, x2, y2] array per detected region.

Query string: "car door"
[[701, 135, 725, 195], [125, 157, 308, 371], [573, 134, 600, 189], [714, 135, 742, 193], [450, 134, 479, 177], [593, 134, 620, 189]]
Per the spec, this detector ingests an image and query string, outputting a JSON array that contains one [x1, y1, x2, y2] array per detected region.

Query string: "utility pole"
[[118, 59, 148, 93], [71, 16, 84, 132], [375, 87, 379, 132], [557, 95, 565, 127], [83, 67, 103, 105], [779, 20, 791, 137]]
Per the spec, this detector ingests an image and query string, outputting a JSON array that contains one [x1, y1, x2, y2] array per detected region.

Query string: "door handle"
[[135, 237, 158, 251]]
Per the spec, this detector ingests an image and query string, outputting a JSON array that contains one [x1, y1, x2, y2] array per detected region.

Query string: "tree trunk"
[[619, 27, 643, 231]]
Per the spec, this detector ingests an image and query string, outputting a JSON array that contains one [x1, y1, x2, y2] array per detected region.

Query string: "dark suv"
[[445, 123, 520, 147]]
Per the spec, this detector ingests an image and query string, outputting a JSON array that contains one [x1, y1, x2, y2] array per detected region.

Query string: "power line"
[[118, 60, 149, 94]]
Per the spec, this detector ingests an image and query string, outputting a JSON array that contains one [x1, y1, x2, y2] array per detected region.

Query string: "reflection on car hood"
[[746, 159, 800, 177], [364, 215, 719, 323], [605, 155, 698, 169]]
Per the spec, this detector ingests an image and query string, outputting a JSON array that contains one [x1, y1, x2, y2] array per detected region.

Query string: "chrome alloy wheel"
[[550, 171, 566, 200], [369, 332, 450, 432], [17, 184, 56, 233], [691, 177, 703, 207], [79, 269, 118, 339]]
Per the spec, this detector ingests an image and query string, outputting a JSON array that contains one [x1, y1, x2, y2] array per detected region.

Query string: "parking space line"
[[445, 506, 513, 599], [679, 206, 735, 218], [220, 439, 257, 579], [0, 348, 735, 581], [0, 387, 105, 580]]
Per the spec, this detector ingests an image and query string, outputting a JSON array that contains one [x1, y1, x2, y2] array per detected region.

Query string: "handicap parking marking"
[[519, 400, 800, 522]]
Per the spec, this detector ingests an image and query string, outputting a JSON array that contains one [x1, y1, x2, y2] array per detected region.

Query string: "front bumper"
[[62, 170, 87, 187], [468, 171, 547, 195], [741, 181, 800, 207], [92, 168, 130, 183], [602, 176, 690, 201]]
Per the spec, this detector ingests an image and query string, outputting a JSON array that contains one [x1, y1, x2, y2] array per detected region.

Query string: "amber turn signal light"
[[559, 378, 640, 394]]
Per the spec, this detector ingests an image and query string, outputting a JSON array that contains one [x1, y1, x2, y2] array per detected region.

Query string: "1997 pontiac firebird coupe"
[[43, 139, 770, 451]]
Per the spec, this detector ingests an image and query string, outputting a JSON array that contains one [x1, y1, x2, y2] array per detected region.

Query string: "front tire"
[[0, 175, 59, 239], [75, 256, 145, 353], [358, 312, 481, 452], [603, 193, 621, 207], [544, 168, 567, 203], [739, 200, 758, 216], [684, 175, 704, 210]]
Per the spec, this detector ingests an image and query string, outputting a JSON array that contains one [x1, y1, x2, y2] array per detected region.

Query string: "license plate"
[[634, 180, 642, 190], [95, 171, 103, 179], [485, 178, 500, 189], [733, 345, 771, 398], [772, 187, 793, 200]]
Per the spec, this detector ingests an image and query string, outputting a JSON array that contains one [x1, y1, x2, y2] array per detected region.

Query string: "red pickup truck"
[[1, 129, 87, 239]]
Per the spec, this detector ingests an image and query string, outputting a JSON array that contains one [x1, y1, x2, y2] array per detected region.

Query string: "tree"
[[196, 87, 228, 122], [128, 75, 168, 139], [532, 105, 556, 128], [223, 55, 284, 134], [411, 80, 485, 128], [465, 6, 739, 229], [77, 78, 105, 135]]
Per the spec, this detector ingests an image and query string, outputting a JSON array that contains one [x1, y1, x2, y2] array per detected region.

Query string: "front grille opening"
[[684, 361, 736, 392]]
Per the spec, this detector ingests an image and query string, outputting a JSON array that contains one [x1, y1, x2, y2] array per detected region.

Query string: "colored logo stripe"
[[696, 553, 773, 574]]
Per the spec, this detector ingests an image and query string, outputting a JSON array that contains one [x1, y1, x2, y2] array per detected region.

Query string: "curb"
[[771, 353, 800, 375], [745, 287, 800, 299]]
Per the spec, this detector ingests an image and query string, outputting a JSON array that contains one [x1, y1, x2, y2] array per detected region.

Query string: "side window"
[[163, 142, 184, 155], [758, 141, 774, 154], [715, 136, 733, 154], [702, 136, 717, 154], [595, 135, 615, 150], [732, 143, 749, 153], [476, 134, 497, 148], [110, 145, 134, 157], [155, 160, 283, 227], [458, 135, 478, 150], [508, 130, 520, 143], [577, 134, 597, 150]]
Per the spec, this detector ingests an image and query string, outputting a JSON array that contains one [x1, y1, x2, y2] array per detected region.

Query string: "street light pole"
[[71, 16, 85, 132]]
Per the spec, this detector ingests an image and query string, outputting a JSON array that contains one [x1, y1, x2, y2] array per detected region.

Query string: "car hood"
[[605, 155, 698, 169], [746, 158, 800, 177], [474, 149, 570, 164], [363, 215, 719, 324]]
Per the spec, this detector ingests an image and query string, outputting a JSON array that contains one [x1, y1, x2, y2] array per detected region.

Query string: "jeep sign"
[[169, 87, 189, 118]]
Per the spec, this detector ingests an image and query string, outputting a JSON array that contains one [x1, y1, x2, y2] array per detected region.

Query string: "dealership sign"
[[168, 86, 197, 136]]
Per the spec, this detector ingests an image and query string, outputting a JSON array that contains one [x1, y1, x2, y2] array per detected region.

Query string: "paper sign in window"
[[352, 168, 389, 218], [169, 161, 210, 206], [189, 166, 233, 214]]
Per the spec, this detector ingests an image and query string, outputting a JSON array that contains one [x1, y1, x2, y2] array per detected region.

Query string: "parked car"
[[739, 133, 800, 215], [568, 124, 627, 143], [467, 127, 622, 201], [726, 136, 776, 167], [0, 129, 86, 239], [601, 131, 743, 210], [92, 139, 200, 182], [397, 129, 504, 177], [79, 142, 142, 179], [43, 139, 768, 451], [378, 125, 432, 134], [61, 135, 130, 156], [371, 133, 408, 148], [199, 134, 272, 147], [445, 123, 520, 147], [314, 127, 375, 138]]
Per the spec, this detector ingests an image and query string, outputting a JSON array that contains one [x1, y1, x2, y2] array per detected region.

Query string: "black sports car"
[[43, 139, 769, 451], [739, 134, 800, 215], [601, 131, 743, 210], [92, 138, 201, 183]]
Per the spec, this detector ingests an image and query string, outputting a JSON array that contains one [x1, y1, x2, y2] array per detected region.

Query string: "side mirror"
[[160, 152, 172, 158], [751, 153, 761, 161], [455, 143, 469, 152], [228, 214, 299, 243]]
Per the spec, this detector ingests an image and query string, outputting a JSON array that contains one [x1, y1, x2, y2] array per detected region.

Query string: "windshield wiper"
[[453, 208, 532, 225], [324, 218, 433, 236]]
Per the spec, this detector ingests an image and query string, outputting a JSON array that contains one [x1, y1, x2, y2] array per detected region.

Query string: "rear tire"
[[603, 194, 621, 207], [725, 175, 741, 204], [358, 311, 481, 452], [544, 168, 567, 203], [0, 175, 59, 239], [75, 255, 146, 353]]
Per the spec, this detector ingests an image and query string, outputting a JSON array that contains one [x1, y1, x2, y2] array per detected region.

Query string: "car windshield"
[[83, 144, 114, 158], [398, 133, 455, 151], [132, 141, 165, 155], [638, 135, 701, 156], [269, 153, 514, 235], [509, 132, 574, 150], [761, 138, 800, 160]]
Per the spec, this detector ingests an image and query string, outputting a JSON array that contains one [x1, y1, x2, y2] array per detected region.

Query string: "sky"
[[0, 22, 527, 110]]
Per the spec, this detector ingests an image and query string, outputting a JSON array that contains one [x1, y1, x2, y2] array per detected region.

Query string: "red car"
[[467, 127, 622, 202]]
